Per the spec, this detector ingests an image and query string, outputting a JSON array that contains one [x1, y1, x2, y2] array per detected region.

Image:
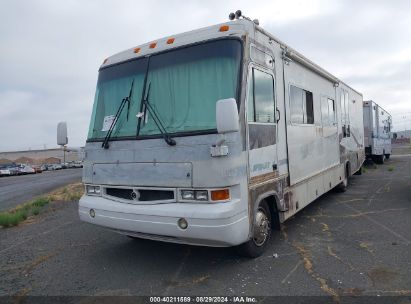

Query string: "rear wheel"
[[385, 154, 390, 160], [237, 201, 272, 258], [374, 154, 385, 164]]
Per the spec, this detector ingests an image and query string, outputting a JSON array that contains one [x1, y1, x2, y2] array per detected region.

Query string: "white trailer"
[[363, 100, 392, 163], [79, 12, 365, 257]]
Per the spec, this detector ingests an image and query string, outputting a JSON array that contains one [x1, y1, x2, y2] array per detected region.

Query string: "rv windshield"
[[87, 39, 242, 141]]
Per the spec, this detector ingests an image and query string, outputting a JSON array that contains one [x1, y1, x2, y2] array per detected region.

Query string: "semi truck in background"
[[363, 100, 392, 163], [79, 11, 365, 257]]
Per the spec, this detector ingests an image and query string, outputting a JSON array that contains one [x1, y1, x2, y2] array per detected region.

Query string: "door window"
[[248, 69, 275, 123], [247, 68, 276, 150]]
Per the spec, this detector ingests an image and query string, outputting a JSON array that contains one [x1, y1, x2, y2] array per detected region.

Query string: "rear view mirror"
[[216, 98, 239, 134], [57, 122, 68, 146]]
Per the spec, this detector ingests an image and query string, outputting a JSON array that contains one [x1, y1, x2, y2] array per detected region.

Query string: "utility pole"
[[57, 122, 68, 164]]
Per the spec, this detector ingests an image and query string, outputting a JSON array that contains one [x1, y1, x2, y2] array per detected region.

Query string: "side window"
[[290, 85, 314, 124], [248, 69, 275, 123], [321, 96, 329, 126], [305, 92, 314, 124], [344, 91, 350, 125], [321, 97, 335, 126], [290, 85, 304, 124], [340, 90, 350, 136]]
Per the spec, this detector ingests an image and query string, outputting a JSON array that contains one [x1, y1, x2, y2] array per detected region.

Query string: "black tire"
[[237, 200, 272, 258], [354, 167, 362, 175], [375, 154, 385, 164], [385, 154, 390, 160]]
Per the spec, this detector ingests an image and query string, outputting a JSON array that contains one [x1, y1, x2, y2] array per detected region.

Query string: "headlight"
[[181, 190, 194, 200], [181, 190, 209, 201], [86, 185, 101, 196], [195, 190, 208, 201]]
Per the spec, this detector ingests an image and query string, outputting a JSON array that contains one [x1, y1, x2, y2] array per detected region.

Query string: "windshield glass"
[[87, 39, 242, 140]]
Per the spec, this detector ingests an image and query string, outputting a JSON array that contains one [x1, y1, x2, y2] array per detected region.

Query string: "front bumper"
[[79, 195, 250, 247]]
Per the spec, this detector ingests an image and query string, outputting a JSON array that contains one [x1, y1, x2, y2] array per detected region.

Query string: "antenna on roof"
[[228, 10, 260, 25]]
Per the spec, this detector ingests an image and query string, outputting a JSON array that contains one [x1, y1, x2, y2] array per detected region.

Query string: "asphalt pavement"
[[0, 168, 82, 211], [0, 156, 410, 300]]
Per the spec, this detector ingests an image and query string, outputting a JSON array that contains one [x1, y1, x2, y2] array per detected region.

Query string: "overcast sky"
[[1, 0, 410, 151]]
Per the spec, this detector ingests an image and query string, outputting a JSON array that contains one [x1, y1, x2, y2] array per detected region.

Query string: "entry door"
[[320, 96, 339, 169], [247, 67, 278, 179]]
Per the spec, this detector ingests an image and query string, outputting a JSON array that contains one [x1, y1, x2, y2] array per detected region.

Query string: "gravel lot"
[[0, 156, 410, 301], [0, 168, 82, 211]]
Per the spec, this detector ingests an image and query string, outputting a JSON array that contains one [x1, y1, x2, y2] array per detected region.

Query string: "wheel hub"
[[253, 208, 270, 247]]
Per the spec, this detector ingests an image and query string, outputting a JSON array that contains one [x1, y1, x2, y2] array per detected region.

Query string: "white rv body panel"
[[80, 19, 365, 248]]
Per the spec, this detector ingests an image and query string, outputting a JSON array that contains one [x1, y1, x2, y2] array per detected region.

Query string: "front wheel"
[[385, 154, 390, 160], [237, 201, 272, 258]]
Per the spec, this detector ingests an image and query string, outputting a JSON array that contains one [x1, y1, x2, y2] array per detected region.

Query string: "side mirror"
[[216, 98, 239, 134], [57, 122, 68, 146]]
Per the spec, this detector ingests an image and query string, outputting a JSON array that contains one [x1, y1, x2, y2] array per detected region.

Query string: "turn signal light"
[[219, 25, 229, 32], [211, 189, 230, 201]]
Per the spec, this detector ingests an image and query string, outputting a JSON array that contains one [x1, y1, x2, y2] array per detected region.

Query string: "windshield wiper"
[[102, 79, 134, 149], [138, 82, 176, 146]]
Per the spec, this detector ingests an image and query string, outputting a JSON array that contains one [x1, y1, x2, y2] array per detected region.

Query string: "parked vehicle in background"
[[0, 166, 11, 177], [79, 14, 365, 257], [53, 164, 63, 170], [73, 161, 83, 168], [363, 100, 392, 164], [18, 164, 36, 174], [45, 164, 56, 171], [41, 164, 48, 171], [32, 165, 43, 173], [7, 164, 20, 175]]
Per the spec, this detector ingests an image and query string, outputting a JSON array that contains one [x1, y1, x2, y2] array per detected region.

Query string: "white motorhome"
[[363, 100, 392, 163], [79, 12, 365, 257]]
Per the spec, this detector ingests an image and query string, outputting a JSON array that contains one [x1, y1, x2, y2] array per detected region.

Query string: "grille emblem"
[[131, 191, 140, 200]]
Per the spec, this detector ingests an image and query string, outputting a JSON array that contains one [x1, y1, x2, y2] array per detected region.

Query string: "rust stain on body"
[[249, 172, 278, 186]]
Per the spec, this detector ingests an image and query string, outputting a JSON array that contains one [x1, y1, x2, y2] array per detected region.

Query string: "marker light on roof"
[[166, 38, 175, 44], [103, 58, 108, 64], [149, 42, 157, 49], [134, 47, 141, 53], [219, 25, 229, 32]]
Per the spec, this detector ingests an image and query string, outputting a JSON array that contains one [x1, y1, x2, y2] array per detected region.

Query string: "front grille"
[[106, 188, 134, 200], [138, 190, 174, 201], [105, 187, 175, 202]]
